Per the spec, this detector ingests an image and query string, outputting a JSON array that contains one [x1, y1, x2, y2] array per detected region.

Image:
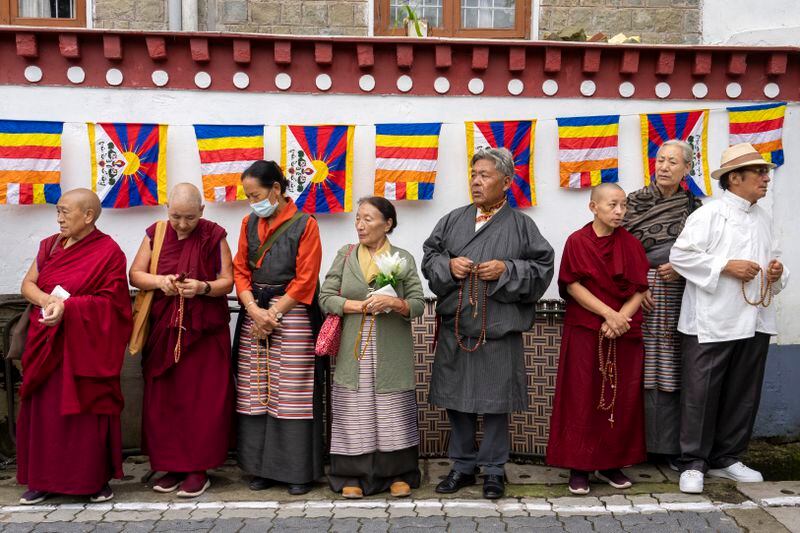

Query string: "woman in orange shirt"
[[232, 160, 324, 496]]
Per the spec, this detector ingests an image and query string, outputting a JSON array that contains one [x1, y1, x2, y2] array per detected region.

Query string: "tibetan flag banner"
[[728, 102, 785, 167], [89, 123, 168, 208], [640, 110, 711, 196], [0, 120, 62, 205], [557, 115, 619, 189], [194, 124, 264, 202], [374, 123, 441, 201], [466, 120, 536, 207], [281, 124, 354, 214]]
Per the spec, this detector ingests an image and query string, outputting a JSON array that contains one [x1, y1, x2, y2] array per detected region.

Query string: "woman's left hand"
[[657, 263, 680, 282], [363, 294, 399, 315], [175, 278, 202, 298]]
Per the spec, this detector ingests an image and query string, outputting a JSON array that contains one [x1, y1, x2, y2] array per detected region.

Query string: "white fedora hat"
[[711, 143, 776, 180]]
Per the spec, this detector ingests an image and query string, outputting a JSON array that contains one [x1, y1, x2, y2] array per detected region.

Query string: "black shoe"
[[483, 474, 505, 499], [287, 482, 313, 495], [248, 477, 274, 491], [435, 470, 476, 494]]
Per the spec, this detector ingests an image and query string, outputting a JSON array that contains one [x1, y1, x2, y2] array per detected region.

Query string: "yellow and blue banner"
[[194, 124, 264, 202], [728, 102, 785, 168], [0, 120, 62, 205], [557, 115, 619, 189], [374, 122, 441, 201]]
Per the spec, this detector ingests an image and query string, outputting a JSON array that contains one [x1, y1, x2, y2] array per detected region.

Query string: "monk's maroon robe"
[[17, 229, 131, 494], [141, 219, 233, 472], [546, 223, 649, 471]]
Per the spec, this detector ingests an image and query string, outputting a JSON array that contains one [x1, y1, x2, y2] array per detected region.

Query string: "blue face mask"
[[250, 195, 278, 218]]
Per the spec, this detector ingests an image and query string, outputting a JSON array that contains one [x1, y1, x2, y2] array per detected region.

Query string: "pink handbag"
[[315, 244, 356, 357]]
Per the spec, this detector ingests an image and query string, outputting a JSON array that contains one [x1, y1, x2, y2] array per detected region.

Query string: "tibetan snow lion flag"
[[727, 102, 786, 168], [557, 115, 619, 189], [194, 124, 264, 203], [89, 122, 168, 208], [640, 110, 711, 197], [374, 123, 441, 201], [466, 120, 536, 207], [0, 119, 63, 205], [281, 124, 354, 214]]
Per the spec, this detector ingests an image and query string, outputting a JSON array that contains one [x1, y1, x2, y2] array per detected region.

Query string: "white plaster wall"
[[702, 0, 800, 44], [0, 86, 797, 344]]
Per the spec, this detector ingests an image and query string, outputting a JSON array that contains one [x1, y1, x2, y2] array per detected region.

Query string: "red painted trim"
[[0, 28, 797, 101]]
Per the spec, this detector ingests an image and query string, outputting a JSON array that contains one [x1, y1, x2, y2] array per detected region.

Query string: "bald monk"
[[129, 183, 234, 498], [17, 189, 132, 504], [546, 183, 650, 495]]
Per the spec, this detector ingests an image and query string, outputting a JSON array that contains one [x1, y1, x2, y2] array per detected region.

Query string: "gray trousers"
[[447, 409, 508, 476], [677, 333, 770, 473]]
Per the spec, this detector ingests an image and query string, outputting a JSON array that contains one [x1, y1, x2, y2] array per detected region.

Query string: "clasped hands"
[[600, 310, 631, 339], [158, 274, 206, 298], [247, 304, 282, 338], [362, 294, 400, 315], [39, 294, 65, 327], [724, 259, 783, 283], [449, 257, 505, 281]]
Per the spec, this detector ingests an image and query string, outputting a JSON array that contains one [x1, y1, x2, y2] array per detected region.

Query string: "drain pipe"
[[182, 0, 199, 31], [167, 0, 182, 30]]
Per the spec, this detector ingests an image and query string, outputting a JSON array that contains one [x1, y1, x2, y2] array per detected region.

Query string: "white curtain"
[[18, 0, 53, 18]]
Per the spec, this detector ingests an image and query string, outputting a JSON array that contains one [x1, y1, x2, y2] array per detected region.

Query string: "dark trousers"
[[446, 409, 509, 476], [677, 333, 770, 473]]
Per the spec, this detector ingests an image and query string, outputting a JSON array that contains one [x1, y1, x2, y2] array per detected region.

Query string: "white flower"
[[374, 251, 407, 277]]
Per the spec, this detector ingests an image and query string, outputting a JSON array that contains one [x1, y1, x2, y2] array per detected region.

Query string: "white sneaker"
[[679, 470, 704, 494], [707, 462, 763, 483]]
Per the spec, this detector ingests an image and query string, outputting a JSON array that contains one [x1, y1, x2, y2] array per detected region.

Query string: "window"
[[0, 0, 86, 27], [376, 0, 529, 38]]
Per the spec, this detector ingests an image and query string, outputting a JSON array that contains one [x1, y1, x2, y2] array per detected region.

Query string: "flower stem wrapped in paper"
[[371, 251, 408, 300]]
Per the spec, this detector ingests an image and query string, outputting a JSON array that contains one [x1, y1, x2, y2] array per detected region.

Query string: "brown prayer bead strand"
[[354, 311, 376, 361], [254, 332, 271, 407], [454, 267, 488, 353], [597, 329, 618, 428], [742, 268, 774, 308], [173, 295, 185, 364]]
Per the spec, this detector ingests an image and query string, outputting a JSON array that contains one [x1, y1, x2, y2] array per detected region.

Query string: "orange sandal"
[[342, 486, 363, 499]]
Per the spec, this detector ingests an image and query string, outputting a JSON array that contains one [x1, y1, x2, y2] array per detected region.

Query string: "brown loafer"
[[390, 481, 411, 498], [342, 485, 363, 499]]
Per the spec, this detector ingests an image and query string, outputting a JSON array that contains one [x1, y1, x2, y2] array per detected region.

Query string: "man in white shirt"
[[670, 143, 789, 494]]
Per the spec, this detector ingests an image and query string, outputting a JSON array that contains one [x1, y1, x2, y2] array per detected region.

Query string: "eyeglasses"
[[743, 166, 771, 176]]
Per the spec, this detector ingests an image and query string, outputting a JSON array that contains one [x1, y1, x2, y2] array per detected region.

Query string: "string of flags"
[[0, 103, 788, 210]]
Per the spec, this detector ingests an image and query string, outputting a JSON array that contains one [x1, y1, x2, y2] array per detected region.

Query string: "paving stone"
[[725, 507, 789, 533], [209, 518, 245, 533], [505, 463, 569, 484], [737, 481, 800, 506], [42, 509, 80, 522], [190, 509, 221, 520], [558, 515, 594, 532], [522, 497, 553, 516], [31, 523, 95, 533], [160, 509, 195, 520], [329, 517, 361, 532], [0, 524, 36, 533], [474, 516, 507, 532], [389, 527, 447, 533], [587, 515, 625, 532], [103, 511, 164, 522], [388, 516, 448, 528], [442, 500, 499, 517], [359, 517, 390, 533], [601, 495, 635, 514], [72, 509, 108, 522], [444, 516, 477, 531], [496, 499, 528, 516], [2, 512, 49, 523], [656, 463, 681, 483], [622, 463, 667, 483], [239, 518, 275, 533], [549, 496, 606, 515], [504, 515, 562, 529], [765, 507, 800, 533], [90, 524, 125, 533], [426, 460, 455, 486], [153, 519, 216, 531], [626, 494, 665, 513], [274, 502, 306, 518], [116, 521, 158, 533], [652, 492, 711, 503], [705, 511, 745, 533], [387, 501, 416, 517], [218, 507, 273, 519], [413, 501, 444, 517], [616, 512, 683, 531]]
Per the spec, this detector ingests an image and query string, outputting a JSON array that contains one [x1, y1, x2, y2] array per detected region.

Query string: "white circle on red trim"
[[541, 79, 558, 96], [507, 79, 524, 96], [67, 66, 85, 84], [315, 73, 332, 91], [468, 78, 484, 95], [24, 65, 43, 83], [151, 70, 169, 87], [692, 82, 708, 99], [194, 71, 212, 89], [764, 82, 780, 99], [726, 82, 742, 99], [655, 82, 671, 99], [275, 73, 292, 91], [397, 75, 413, 93], [233, 72, 250, 90], [359, 74, 375, 92], [618, 81, 635, 98], [434, 77, 450, 94], [105, 68, 123, 86], [580, 80, 596, 97]]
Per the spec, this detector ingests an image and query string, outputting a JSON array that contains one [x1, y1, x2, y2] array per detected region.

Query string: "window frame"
[[1, 0, 86, 27], [375, 0, 529, 39]]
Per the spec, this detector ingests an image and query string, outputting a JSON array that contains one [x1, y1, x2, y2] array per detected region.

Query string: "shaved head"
[[60, 188, 102, 223], [590, 182, 625, 203], [168, 182, 203, 209]]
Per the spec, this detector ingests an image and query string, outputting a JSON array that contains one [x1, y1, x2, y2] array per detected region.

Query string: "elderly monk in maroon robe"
[[546, 183, 649, 495], [17, 188, 132, 505], [129, 183, 234, 498]]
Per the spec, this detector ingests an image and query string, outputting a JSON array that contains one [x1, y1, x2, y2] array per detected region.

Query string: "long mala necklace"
[[597, 330, 618, 427], [172, 295, 186, 364], [742, 269, 774, 307], [253, 329, 271, 407], [454, 266, 488, 352], [354, 312, 376, 360]]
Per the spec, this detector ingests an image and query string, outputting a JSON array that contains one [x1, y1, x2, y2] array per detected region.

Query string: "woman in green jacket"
[[319, 196, 425, 499]]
